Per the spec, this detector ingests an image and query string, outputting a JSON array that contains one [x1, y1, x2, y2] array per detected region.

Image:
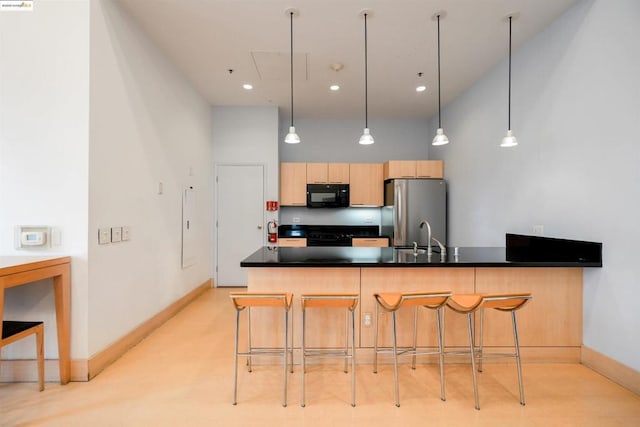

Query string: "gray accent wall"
[[279, 117, 434, 162], [430, 0, 640, 370]]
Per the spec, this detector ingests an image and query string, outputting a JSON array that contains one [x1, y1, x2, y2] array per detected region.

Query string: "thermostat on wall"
[[21, 230, 46, 246], [15, 226, 50, 249]]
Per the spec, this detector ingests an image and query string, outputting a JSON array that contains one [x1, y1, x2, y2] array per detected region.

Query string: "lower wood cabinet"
[[352, 238, 389, 247], [278, 238, 307, 247]]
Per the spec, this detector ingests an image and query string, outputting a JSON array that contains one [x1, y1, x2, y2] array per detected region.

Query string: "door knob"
[[257, 225, 263, 229]]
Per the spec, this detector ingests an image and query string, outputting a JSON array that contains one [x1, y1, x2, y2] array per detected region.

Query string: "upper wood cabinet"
[[280, 163, 307, 206], [349, 163, 383, 206], [416, 160, 444, 178], [306, 163, 349, 184], [384, 160, 444, 179]]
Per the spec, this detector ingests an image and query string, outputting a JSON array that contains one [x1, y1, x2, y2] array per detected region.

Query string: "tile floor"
[[1, 287, 639, 426]]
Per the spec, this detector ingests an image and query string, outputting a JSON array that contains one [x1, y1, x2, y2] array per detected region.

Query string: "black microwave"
[[306, 184, 349, 208]]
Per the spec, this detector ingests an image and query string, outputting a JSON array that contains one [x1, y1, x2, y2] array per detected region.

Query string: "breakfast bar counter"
[[240, 239, 601, 364]]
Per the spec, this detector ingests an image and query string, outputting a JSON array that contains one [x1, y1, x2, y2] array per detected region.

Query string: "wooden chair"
[[446, 293, 532, 410], [300, 293, 359, 407], [1, 317, 44, 391], [373, 291, 452, 407], [229, 292, 293, 407]]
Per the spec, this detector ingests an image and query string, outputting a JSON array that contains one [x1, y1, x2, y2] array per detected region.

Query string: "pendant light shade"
[[359, 11, 374, 145], [285, 126, 300, 144], [500, 13, 518, 148], [432, 12, 449, 146], [284, 9, 300, 144]]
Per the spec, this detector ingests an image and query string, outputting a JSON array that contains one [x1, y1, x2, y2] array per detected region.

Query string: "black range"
[[278, 224, 382, 247]]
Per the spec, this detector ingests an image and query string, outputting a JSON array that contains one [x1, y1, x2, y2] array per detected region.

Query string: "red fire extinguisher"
[[268, 220, 278, 243]]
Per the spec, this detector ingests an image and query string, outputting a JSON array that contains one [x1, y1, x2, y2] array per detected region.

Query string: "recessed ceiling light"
[[330, 85, 340, 91], [416, 85, 427, 92], [243, 83, 253, 90]]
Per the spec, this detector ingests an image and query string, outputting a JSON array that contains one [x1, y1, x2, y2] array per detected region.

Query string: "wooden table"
[[0, 256, 71, 384]]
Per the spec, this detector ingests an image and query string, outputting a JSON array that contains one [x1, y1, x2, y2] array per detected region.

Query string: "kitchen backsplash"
[[280, 207, 382, 227]]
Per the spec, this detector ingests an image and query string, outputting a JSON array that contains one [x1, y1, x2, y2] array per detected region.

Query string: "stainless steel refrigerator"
[[381, 179, 447, 247]]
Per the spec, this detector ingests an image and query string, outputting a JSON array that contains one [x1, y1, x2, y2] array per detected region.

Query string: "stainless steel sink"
[[395, 248, 427, 255]]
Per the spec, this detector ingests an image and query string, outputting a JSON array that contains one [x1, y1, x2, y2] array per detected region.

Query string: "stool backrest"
[[375, 291, 452, 311], [229, 292, 293, 310], [482, 293, 532, 311], [301, 294, 359, 310]]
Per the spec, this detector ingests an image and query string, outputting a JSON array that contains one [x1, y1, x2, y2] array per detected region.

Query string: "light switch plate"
[[111, 227, 122, 243], [98, 228, 111, 245], [122, 226, 131, 241]]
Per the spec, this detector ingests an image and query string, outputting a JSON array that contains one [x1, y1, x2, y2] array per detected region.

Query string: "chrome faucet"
[[419, 220, 433, 256]]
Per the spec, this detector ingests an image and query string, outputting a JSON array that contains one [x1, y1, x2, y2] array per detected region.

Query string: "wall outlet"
[[98, 228, 111, 245], [122, 226, 131, 241], [533, 225, 544, 236], [364, 215, 373, 224], [111, 227, 122, 242], [292, 217, 301, 223], [363, 313, 372, 327]]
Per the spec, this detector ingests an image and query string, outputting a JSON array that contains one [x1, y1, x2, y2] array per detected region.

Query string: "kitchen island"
[[241, 242, 601, 363]]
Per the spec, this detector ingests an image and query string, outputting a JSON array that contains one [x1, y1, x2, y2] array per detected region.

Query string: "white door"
[[216, 164, 264, 287]]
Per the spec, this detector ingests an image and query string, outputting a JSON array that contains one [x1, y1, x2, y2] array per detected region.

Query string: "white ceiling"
[[116, 0, 578, 120]]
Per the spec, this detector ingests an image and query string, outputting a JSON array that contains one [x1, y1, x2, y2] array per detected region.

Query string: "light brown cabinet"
[[384, 160, 444, 180], [352, 238, 389, 247], [306, 163, 349, 184], [279, 163, 307, 206], [278, 238, 307, 247], [349, 163, 384, 206]]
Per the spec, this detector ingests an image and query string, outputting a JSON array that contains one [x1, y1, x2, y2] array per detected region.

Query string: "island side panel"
[[360, 268, 475, 349], [475, 267, 583, 362], [247, 267, 360, 349]]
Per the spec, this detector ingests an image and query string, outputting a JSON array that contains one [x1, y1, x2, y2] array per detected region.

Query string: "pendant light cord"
[[508, 16, 512, 130], [437, 14, 442, 129], [364, 13, 369, 128], [290, 11, 294, 128]]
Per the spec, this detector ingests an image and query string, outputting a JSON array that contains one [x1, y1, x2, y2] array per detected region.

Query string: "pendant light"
[[432, 11, 449, 146], [500, 13, 518, 147], [284, 9, 300, 144], [359, 10, 374, 145]]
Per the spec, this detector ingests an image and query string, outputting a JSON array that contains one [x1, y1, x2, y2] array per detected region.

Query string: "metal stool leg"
[[247, 307, 252, 372], [436, 306, 446, 401], [467, 312, 480, 410], [232, 309, 240, 405], [344, 309, 349, 373], [392, 311, 400, 407], [301, 306, 306, 407], [350, 307, 356, 407], [282, 308, 289, 407], [373, 302, 379, 374], [512, 311, 526, 405], [478, 307, 484, 373], [411, 306, 418, 370]]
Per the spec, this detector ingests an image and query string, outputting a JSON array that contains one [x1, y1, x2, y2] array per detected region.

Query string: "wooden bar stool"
[[373, 291, 452, 407], [446, 293, 532, 410], [300, 293, 359, 407], [229, 292, 293, 407]]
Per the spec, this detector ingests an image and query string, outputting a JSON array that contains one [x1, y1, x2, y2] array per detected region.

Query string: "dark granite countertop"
[[240, 246, 602, 268]]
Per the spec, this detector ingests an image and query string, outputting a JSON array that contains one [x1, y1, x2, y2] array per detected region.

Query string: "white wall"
[[432, 0, 640, 370], [88, 0, 213, 356], [211, 106, 279, 276], [279, 117, 433, 163], [0, 1, 90, 360]]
